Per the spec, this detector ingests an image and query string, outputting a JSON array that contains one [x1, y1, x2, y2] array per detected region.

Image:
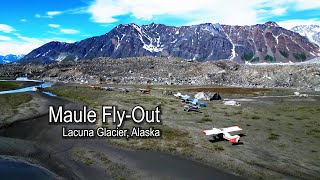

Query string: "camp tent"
[[224, 100, 241, 106], [210, 92, 222, 101], [174, 92, 182, 98], [194, 92, 210, 100], [181, 95, 191, 101]]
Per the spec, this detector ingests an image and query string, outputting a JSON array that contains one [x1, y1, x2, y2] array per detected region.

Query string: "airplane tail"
[[223, 132, 240, 143], [229, 136, 240, 143]]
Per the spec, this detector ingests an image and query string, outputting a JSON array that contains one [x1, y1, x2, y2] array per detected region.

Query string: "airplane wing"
[[222, 126, 242, 133], [202, 126, 241, 135], [202, 128, 223, 135]]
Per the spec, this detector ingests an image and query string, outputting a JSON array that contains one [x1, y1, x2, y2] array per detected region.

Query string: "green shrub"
[[279, 51, 289, 58], [268, 133, 280, 140], [241, 53, 254, 61], [264, 55, 275, 62], [251, 57, 259, 62], [293, 53, 306, 61], [251, 115, 261, 120]]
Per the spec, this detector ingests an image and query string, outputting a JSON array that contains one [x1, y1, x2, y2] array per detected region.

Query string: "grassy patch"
[[47, 86, 98, 105], [0, 93, 32, 109], [177, 87, 269, 95], [73, 148, 93, 166], [306, 129, 320, 138], [197, 117, 213, 123], [213, 144, 224, 151], [268, 133, 280, 140], [251, 115, 261, 120], [268, 118, 276, 121], [0, 81, 21, 91], [109, 126, 193, 156], [161, 126, 190, 140], [280, 107, 320, 113]]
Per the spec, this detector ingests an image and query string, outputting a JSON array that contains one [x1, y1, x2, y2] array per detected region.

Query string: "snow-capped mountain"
[[20, 22, 320, 64], [0, 54, 25, 64], [291, 25, 320, 46]]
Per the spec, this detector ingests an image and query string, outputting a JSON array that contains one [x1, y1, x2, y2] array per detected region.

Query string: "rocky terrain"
[[20, 22, 320, 64], [2, 57, 320, 90]]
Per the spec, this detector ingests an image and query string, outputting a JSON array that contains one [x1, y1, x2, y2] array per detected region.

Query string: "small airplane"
[[202, 126, 242, 143]]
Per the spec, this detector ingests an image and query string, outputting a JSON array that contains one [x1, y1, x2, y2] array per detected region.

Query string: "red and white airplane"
[[202, 126, 242, 143]]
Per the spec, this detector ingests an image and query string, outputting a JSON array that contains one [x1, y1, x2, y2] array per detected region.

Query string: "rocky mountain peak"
[[264, 21, 280, 27]]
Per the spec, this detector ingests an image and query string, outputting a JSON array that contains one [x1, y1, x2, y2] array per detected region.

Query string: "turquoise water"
[[0, 158, 55, 180], [43, 91, 57, 97]]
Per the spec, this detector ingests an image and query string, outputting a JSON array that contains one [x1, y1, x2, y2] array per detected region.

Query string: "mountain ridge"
[[20, 22, 320, 64], [0, 54, 25, 64], [291, 25, 320, 46]]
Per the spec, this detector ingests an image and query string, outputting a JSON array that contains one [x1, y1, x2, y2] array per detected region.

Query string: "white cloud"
[[0, 24, 15, 33], [81, 34, 92, 37], [47, 11, 62, 16], [87, 0, 263, 25], [48, 24, 80, 35], [20, 19, 27, 22], [60, 28, 80, 34], [271, 8, 286, 16], [0, 35, 11, 41], [0, 33, 74, 55], [86, 0, 320, 26], [48, 24, 60, 28], [0, 35, 48, 55], [35, 11, 62, 18], [290, 0, 320, 10], [261, 0, 320, 11], [278, 19, 320, 29], [35, 14, 42, 18]]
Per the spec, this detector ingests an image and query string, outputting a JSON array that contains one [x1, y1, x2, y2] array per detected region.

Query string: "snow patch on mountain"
[[291, 25, 320, 46]]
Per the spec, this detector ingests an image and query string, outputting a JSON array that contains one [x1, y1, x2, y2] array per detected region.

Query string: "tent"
[[194, 92, 210, 100], [174, 92, 182, 98], [181, 95, 191, 100], [224, 100, 241, 106], [210, 93, 222, 101]]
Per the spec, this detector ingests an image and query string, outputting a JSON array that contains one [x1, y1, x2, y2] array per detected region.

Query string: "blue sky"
[[0, 0, 320, 55]]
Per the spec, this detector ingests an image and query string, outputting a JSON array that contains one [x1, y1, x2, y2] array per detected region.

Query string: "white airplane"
[[202, 126, 242, 143]]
